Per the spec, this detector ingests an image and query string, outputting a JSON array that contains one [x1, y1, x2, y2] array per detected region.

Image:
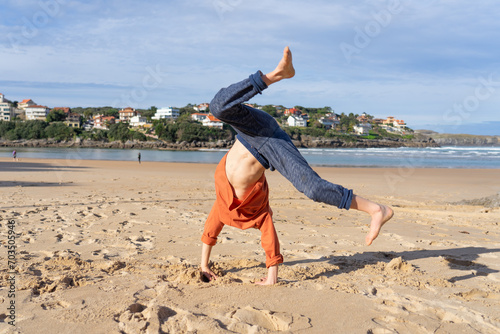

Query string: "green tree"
[[108, 123, 131, 142], [262, 105, 278, 117], [45, 122, 75, 141], [103, 108, 119, 118], [46, 109, 67, 122], [132, 131, 147, 141]]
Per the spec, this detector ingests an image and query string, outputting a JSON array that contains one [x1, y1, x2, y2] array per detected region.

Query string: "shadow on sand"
[[0, 161, 91, 173], [284, 246, 500, 283]]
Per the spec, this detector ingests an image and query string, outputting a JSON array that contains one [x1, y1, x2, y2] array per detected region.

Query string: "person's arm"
[[201, 243, 217, 281]]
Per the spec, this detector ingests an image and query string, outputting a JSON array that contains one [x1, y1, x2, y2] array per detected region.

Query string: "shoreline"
[[2, 157, 500, 170], [0, 135, 440, 150]]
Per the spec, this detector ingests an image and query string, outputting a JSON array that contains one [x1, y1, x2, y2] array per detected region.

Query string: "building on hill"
[[119, 107, 137, 123], [191, 113, 209, 122], [152, 107, 180, 120], [353, 123, 372, 135], [93, 115, 116, 129], [25, 105, 50, 121], [52, 107, 71, 114], [318, 115, 340, 129], [0, 93, 14, 121], [287, 115, 307, 127], [357, 112, 371, 123], [393, 119, 406, 128], [18, 99, 36, 111], [194, 103, 209, 112], [382, 116, 406, 132], [284, 108, 302, 116], [129, 114, 150, 128], [202, 115, 223, 129], [65, 113, 81, 128]]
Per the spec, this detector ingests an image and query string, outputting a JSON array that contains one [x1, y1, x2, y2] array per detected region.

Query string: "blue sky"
[[1, 0, 500, 134]]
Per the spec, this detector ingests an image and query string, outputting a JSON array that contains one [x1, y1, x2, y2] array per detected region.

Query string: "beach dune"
[[1, 158, 499, 333]]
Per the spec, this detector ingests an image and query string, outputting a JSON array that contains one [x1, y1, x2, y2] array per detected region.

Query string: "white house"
[[129, 114, 149, 127], [202, 115, 223, 129], [353, 123, 372, 135], [194, 103, 209, 112], [25, 105, 50, 121], [152, 107, 180, 120], [0, 93, 14, 121], [191, 113, 209, 122], [287, 115, 307, 127]]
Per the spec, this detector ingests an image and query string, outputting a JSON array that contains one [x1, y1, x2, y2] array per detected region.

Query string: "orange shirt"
[[202, 153, 283, 268]]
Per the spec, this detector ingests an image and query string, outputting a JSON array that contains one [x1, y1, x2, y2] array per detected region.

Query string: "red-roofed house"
[[383, 116, 406, 128], [284, 108, 302, 116], [195, 103, 209, 112], [202, 115, 223, 129], [93, 115, 116, 129], [119, 107, 137, 122], [52, 107, 71, 114], [18, 99, 36, 110], [394, 119, 406, 128]]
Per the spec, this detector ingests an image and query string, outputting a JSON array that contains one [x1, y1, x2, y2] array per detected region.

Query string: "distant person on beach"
[[200, 47, 393, 285], [138, 152, 141, 164], [12, 150, 17, 161]]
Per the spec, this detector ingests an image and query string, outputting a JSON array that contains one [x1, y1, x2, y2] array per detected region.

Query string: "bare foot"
[[255, 276, 277, 285], [262, 46, 295, 85], [255, 265, 278, 285], [365, 204, 394, 246]]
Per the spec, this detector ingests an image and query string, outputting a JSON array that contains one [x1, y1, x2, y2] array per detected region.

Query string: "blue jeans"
[[210, 71, 353, 210]]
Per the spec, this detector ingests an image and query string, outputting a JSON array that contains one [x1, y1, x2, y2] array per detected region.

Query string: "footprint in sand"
[[41, 300, 71, 310], [227, 306, 311, 332], [371, 289, 500, 334], [117, 303, 310, 334]]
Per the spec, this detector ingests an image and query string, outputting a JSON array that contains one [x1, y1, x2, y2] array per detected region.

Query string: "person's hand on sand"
[[200, 267, 217, 282]]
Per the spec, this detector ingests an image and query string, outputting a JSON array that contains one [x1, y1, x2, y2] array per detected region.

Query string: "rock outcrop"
[[0, 135, 439, 150]]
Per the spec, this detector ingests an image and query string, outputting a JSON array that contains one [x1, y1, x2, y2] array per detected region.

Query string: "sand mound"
[[454, 192, 500, 208]]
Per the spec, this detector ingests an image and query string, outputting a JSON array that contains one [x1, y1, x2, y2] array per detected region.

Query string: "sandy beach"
[[0, 157, 499, 333]]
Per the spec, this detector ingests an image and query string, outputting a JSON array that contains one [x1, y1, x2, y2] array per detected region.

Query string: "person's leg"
[[261, 131, 353, 209], [209, 46, 294, 139], [350, 195, 394, 245], [261, 46, 295, 85]]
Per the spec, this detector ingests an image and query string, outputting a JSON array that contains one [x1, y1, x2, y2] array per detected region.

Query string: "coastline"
[[0, 134, 440, 151]]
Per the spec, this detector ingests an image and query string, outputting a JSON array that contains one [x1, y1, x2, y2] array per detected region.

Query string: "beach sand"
[[1, 158, 499, 333]]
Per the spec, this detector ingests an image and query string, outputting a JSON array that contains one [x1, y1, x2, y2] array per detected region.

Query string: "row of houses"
[[1, 92, 407, 135], [0, 93, 82, 127], [92, 106, 224, 130], [0, 93, 223, 131], [288, 111, 407, 135]]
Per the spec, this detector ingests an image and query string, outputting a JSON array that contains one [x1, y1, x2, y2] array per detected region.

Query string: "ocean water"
[[1, 146, 500, 169]]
